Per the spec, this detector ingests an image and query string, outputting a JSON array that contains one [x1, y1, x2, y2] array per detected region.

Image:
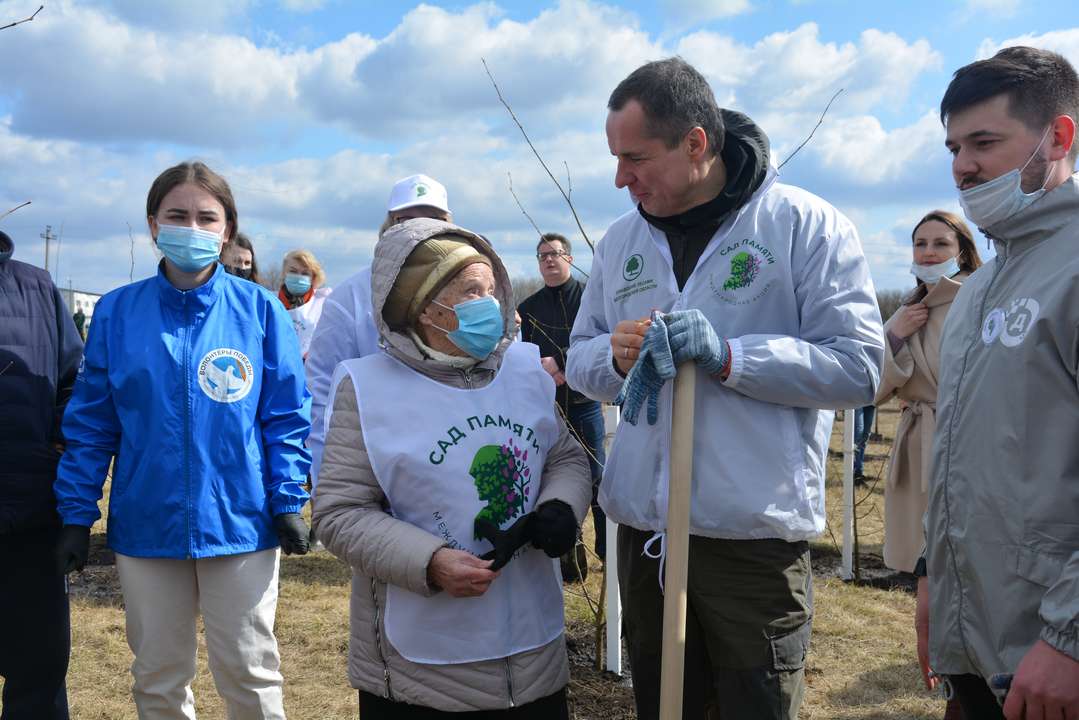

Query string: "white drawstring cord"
[[642, 531, 667, 594]]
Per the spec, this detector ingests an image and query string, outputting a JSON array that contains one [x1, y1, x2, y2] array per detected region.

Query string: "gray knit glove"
[[664, 309, 730, 376], [614, 314, 677, 426]]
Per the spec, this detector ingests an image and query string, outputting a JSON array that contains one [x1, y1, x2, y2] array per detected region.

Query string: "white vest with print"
[[339, 341, 565, 664], [287, 288, 329, 357]]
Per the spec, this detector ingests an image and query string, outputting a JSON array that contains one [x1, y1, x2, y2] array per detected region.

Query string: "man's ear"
[[685, 126, 709, 161], [1048, 113, 1077, 161]]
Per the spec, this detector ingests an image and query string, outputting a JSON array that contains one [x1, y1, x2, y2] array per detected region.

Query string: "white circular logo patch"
[[1000, 297, 1040, 348], [197, 348, 254, 403], [982, 308, 1005, 345]]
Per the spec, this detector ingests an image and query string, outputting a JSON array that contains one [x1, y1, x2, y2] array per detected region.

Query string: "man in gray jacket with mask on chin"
[[916, 46, 1079, 719]]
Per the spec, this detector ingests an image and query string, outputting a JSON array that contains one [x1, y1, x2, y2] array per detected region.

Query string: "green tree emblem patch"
[[470, 437, 532, 537], [415, 183, 428, 197], [723, 251, 762, 291], [623, 253, 644, 281]]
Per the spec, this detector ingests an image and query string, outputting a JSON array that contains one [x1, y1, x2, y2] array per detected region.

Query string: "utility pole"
[[40, 225, 53, 272]]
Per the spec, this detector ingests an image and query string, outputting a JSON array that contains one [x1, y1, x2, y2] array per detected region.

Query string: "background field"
[[10, 401, 943, 719]]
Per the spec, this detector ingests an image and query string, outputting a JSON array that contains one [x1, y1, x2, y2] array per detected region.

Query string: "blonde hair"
[[282, 249, 326, 288]]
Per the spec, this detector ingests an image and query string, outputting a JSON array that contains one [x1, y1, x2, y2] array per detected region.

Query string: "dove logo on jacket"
[[198, 348, 254, 403]]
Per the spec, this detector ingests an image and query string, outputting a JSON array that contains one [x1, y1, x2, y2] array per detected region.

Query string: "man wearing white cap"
[[305, 174, 452, 488]]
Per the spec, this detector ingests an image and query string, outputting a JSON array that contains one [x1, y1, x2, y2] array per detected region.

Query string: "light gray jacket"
[[927, 176, 1079, 677], [311, 218, 592, 710]]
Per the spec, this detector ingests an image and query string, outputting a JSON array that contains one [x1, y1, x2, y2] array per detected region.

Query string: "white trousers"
[[115, 549, 286, 720]]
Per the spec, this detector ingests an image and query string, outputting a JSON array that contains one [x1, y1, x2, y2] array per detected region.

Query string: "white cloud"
[[677, 23, 941, 116], [661, 0, 752, 28], [977, 28, 1079, 65]]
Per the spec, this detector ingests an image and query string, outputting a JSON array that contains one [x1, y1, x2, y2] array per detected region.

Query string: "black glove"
[[529, 501, 578, 558], [55, 524, 91, 575], [273, 513, 310, 555], [475, 514, 534, 571]]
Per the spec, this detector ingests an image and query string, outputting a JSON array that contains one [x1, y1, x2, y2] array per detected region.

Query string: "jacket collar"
[[984, 173, 1079, 252], [154, 260, 226, 312]]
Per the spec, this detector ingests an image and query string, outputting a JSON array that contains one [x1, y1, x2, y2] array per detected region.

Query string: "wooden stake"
[[659, 362, 696, 720]]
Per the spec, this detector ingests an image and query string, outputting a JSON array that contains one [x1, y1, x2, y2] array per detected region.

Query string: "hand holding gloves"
[[475, 514, 534, 571], [663, 309, 730, 377], [474, 500, 579, 569], [615, 313, 677, 425]]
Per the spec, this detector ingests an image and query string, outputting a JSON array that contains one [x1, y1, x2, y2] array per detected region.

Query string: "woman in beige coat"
[[312, 218, 591, 718], [875, 210, 983, 575]]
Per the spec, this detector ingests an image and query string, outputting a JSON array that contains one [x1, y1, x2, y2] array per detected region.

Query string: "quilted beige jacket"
[[312, 218, 592, 710]]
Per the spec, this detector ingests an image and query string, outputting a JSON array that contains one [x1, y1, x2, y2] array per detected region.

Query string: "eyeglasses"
[[536, 251, 567, 261]]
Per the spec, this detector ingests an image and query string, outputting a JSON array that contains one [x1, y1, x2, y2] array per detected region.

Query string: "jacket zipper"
[[939, 236, 1008, 669], [370, 578, 394, 700], [462, 367, 474, 389], [182, 293, 193, 559], [504, 658, 516, 707]]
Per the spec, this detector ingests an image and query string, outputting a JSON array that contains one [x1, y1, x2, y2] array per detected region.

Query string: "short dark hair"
[[941, 46, 1079, 159], [146, 161, 238, 241], [537, 233, 571, 255], [608, 57, 725, 154]]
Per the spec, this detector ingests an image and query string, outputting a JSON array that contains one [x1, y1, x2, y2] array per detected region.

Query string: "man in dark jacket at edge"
[[518, 233, 607, 575], [0, 229, 83, 719]]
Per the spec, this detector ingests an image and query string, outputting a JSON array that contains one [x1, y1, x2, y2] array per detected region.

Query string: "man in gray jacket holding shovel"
[[916, 46, 1079, 719], [567, 58, 882, 720]]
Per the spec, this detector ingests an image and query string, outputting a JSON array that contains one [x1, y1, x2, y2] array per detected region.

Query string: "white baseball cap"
[[387, 174, 450, 214]]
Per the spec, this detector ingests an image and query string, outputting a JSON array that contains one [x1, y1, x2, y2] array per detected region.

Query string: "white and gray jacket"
[[927, 175, 1079, 676], [566, 168, 883, 541]]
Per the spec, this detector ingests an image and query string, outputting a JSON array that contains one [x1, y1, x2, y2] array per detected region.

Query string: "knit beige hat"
[[383, 235, 491, 329]]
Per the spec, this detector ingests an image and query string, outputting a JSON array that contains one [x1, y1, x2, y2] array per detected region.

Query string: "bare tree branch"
[[0, 200, 31, 222], [509, 173, 591, 278], [0, 4, 43, 32], [482, 58, 593, 253], [778, 88, 844, 170]]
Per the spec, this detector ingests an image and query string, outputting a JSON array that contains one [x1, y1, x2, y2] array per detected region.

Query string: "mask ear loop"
[[1019, 124, 1055, 188]]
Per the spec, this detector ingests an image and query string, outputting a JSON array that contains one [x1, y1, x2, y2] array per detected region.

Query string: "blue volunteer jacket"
[[55, 263, 311, 559]]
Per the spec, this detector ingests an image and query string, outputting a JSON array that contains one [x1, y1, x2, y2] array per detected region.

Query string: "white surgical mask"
[[911, 256, 961, 285], [958, 126, 1053, 229]]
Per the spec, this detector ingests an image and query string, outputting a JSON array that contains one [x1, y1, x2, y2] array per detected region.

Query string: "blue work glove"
[[663, 309, 730, 376], [614, 314, 677, 426]]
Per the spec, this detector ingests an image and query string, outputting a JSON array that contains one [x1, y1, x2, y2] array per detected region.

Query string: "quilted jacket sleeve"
[[533, 420, 592, 524], [312, 374, 444, 596]]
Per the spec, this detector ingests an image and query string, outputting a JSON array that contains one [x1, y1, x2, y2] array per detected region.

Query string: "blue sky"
[[1, 0, 1075, 296]]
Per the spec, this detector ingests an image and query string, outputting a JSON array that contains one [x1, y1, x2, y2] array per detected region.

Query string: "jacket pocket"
[[1011, 546, 1066, 588], [769, 620, 811, 672]]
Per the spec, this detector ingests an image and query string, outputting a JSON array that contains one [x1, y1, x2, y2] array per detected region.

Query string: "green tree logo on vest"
[[723, 251, 763, 291], [470, 437, 532, 536], [623, 253, 644, 281]]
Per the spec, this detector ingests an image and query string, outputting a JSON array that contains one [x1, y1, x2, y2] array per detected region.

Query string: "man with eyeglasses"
[[518, 233, 607, 576], [306, 174, 452, 490]]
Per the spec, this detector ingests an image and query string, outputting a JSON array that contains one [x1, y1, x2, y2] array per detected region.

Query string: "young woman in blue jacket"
[[53, 161, 312, 719]]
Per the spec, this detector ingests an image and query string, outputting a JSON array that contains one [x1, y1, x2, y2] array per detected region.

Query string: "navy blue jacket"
[[56, 262, 311, 558], [0, 231, 84, 534]]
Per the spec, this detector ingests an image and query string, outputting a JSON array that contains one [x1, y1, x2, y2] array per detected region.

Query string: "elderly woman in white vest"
[[312, 218, 591, 718]]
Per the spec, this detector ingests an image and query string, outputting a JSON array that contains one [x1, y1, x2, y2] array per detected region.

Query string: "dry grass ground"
[[10, 401, 946, 718]]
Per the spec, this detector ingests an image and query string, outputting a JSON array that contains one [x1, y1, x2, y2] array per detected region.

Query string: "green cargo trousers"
[[618, 525, 813, 720]]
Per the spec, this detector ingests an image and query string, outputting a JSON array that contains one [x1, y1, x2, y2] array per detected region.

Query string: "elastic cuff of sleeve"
[[1040, 624, 1079, 662], [270, 501, 307, 516], [720, 337, 745, 387]]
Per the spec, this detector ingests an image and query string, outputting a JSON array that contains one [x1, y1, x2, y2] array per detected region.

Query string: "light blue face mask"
[[958, 125, 1053, 229], [156, 225, 222, 273], [433, 296, 504, 360], [284, 272, 312, 295]]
